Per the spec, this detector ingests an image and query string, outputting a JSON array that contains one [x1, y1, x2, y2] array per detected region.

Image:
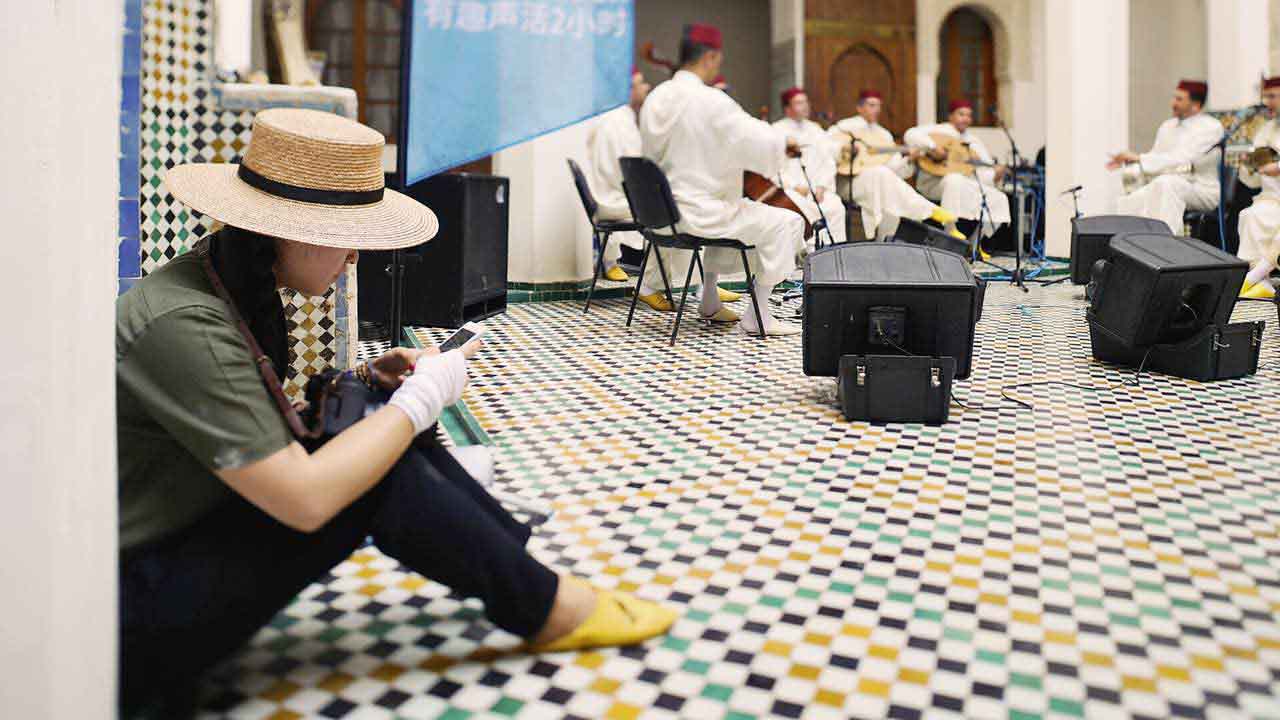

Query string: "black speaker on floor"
[[359, 173, 509, 329], [1087, 232, 1247, 349], [1070, 215, 1171, 285], [891, 218, 972, 258], [803, 243, 980, 379]]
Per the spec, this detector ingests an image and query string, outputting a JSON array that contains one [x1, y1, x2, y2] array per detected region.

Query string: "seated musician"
[[637, 23, 805, 336], [1108, 80, 1220, 235], [586, 67, 651, 282], [905, 100, 1010, 252], [828, 89, 960, 240], [1237, 76, 1280, 299], [771, 87, 846, 247]]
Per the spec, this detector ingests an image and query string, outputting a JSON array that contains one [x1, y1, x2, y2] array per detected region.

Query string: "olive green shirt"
[[117, 251, 293, 551]]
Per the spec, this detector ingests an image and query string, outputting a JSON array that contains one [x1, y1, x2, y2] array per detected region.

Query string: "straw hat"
[[164, 108, 437, 250]]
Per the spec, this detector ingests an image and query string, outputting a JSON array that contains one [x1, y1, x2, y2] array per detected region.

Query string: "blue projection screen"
[[400, 0, 635, 186]]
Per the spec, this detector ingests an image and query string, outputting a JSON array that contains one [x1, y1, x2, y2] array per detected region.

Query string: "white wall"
[[1206, 0, 1270, 109], [0, 0, 122, 717], [1129, 0, 1206, 148], [494, 120, 598, 283]]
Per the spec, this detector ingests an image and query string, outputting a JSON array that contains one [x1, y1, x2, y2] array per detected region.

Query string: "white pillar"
[[0, 0, 121, 717], [1206, 0, 1270, 109], [493, 120, 598, 284], [1044, 0, 1130, 257]]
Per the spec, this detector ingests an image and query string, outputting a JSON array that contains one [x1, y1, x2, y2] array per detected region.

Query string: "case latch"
[[931, 367, 941, 387], [856, 365, 867, 386]]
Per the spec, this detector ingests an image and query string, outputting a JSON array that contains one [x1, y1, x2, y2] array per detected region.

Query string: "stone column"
[[1044, 0, 1131, 257]]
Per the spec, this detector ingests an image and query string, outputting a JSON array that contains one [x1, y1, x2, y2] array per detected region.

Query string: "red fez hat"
[[1264, 77, 1280, 90], [1177, 79, 1208, 97], [781, 86, 805, 107], [686, 23, 723, 50], [948, 99, 973, 113], [858, 89, 883, 102]]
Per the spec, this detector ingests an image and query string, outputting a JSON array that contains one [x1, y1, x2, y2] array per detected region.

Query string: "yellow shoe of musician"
[[717, 286, 742, 302], [636, 292, 674, 312], [948, 227, 966, 241], [977, 244, 993, 262], [929, 207, 958, 226], [532, 586, 679, 653], [1240, 282, 1276, 299], [604, 265, 629, 282], [1240, 280, 1255, 297], [700, 306, 740, 323]]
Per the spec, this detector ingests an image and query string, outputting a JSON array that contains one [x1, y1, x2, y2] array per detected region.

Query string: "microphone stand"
[[1207, 104, 1263, 252], [992, 107, 1027, 291]]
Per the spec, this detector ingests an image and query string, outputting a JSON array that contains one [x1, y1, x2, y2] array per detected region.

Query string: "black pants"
[[119, 444, 559, 713]]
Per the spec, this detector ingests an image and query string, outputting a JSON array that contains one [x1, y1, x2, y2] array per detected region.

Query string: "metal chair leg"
[[627, 240, 651, 327], [670, 247, 700, 346], [740, 248, 766, 339], [584, 229, 607, 313], [652, 243, 675, 306]]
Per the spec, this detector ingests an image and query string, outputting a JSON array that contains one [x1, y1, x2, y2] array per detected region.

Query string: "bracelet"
[[354, 360, 375, 388]]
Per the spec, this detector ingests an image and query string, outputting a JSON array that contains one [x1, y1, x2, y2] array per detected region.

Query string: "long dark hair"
[[206, 225, 290, 378]]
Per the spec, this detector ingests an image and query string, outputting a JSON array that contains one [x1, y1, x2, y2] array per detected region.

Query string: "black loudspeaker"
[[1070, 215, 1171, 285], [891, 218, 972, 258], [1087, 233, 1247, 349], [359, 173, 509, 329], [803, 243, 980, 379]]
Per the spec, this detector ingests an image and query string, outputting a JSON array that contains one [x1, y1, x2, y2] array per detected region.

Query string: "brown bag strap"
[[198, 244, 322, 440]]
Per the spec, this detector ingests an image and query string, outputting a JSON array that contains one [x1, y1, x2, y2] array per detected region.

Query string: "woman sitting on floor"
[[117, 108, 676, 715]]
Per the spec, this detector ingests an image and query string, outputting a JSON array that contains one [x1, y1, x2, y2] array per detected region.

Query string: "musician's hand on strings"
[[1106, 151, 1139, 170], [785, 137, 803, 158], [908, 148, 926, 162], [928, 146, 947, 162], [1261, 162, 1280, 177], [793, 185, 810, 197]]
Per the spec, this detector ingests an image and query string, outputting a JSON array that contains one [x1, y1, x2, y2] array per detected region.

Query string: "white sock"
[[700, 271, 721, 315], [741, 279, 774, 330], [1246, 262, 1276, 286]]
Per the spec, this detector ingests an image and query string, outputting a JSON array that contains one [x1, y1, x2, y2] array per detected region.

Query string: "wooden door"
[[804, 0, 916, 136]]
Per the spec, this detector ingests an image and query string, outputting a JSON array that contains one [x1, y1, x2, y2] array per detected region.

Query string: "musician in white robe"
[[828, 89, 956, 240], [586, 68, 650, 281], [637, 23, 805, 336], [1236, 77, 1280, 299], [772, 87, 846, 247], [905, 100, 1010, 242], [1108, 80, 1221, 235]]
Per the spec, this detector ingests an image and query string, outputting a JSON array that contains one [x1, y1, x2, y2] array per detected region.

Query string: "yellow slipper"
[[604, 266, 629, 282], [977, 245, 992, 262], [532, 588, 678, 653], [700, 307, 741, 323], [949, 227, 966, 241], [717, 286, 742, 303], [929, 207, 958, 226], [1240, 282, 1276, 299], [636, 292, 674, 312]]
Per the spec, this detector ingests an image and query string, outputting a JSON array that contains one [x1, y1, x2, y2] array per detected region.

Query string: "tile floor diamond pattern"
[[199, 286, 1280, 719]]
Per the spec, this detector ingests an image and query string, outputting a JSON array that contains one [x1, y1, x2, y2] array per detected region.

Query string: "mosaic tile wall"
[[136, 0, 351, 396]]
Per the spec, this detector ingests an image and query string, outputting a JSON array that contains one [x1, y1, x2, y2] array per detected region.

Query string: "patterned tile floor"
[[200, 283, 1280, 719]]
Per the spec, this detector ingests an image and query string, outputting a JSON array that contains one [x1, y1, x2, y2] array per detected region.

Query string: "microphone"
[[1059, 185, 1083, 195]]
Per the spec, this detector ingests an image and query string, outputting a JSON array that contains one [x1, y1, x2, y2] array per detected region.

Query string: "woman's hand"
[[1261, 162, 1280, 177], [370, 347, 429, 390]]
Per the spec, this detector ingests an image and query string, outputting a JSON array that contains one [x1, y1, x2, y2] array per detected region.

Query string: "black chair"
[[1184, 165, 1240, 252], [566, 158, 655, 313], [619, 156, 766, 344]]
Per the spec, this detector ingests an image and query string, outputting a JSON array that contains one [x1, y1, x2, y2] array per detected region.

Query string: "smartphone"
[[438, 321, 485, 352]]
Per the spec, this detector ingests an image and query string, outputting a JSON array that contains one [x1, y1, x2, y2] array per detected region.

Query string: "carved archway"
[[830, 43, 898, 129], [936, 7, 997, 125]]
